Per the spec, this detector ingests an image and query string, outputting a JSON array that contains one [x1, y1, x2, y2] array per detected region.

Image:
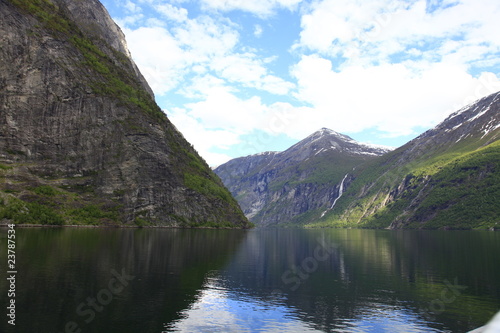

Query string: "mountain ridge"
[[216, 91, 499, 229], [313, 91, 500, 229]]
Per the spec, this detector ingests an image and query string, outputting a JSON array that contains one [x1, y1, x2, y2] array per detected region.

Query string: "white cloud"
[[120, 9, 294, 97], [173, 16, 240, 63], [121, 15, 240, 95], [168, 87, 314, 165], [167, 108, 240, 166], [167, 85, 270, 165], [154, 3, 188, 22], [175, 87, 315, 141], [199, 0, 303, 17], [291, 55, 500, 138], [109, 0, 500, 166], [212, 53, 266, 85], [184, 87, 267, 132], [296, 0, 403, 55], [178, 74, 228, 99], [286, 0, 500, 144], [123, 26, 188, 95], [123, 0, 141, 14], [211, 53, 294, 95], [296, 0, 500, 68], [254, 24, 263, 38], [258, 75, 295, 95], [115, 14, 144, 27]]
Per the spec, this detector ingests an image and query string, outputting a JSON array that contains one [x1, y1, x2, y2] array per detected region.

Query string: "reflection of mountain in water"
[[4, 229, 499, 333], [176, 229, 499, 333]]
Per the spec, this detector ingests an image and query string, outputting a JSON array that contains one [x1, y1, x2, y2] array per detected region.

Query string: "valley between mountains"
[[215, 91, 500, 229]]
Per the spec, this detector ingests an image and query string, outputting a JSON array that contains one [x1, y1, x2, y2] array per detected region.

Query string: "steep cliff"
[[312, 91, 500, 229], [215, 128, 391, 226], [0, 0, 250, 227]]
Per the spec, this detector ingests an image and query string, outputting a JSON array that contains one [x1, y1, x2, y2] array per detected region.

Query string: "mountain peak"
[[410, 90, 500, 147], [292, 128, 351, 149], [311, 128, 352, 140], [214, 127, 390, 226], [318, 127, 341, 135], [289, 128, 392, 159]]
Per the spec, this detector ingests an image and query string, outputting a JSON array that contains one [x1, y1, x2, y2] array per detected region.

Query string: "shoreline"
[[0, 223, 496, 231], [0, 223, 252, 230]]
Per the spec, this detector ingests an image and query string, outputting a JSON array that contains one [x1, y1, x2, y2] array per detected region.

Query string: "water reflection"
[[167, 229, 499, 332], [0, 228, 498, 333], [165, 273, 322, 332], [0, 228, 247, 333], [165, 273, 441, 333]]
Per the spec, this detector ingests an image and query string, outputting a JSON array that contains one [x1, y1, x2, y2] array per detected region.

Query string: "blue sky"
[[100, 0, 500, 166]]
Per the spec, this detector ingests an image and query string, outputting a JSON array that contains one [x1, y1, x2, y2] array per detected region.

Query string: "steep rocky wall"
[[55, 0, 154, 97], [0, 0, 249, 227]]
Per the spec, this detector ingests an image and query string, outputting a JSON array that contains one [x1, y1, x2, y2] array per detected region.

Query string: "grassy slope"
[[365, 140, 500, 229], [307, 134, 500, 230]]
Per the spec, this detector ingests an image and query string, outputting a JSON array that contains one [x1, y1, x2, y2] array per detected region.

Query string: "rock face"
[[0, 0, 250, 227], [62, 0, 153, 97], [215, 128, 391, 226], [318, 91, 500, 229]]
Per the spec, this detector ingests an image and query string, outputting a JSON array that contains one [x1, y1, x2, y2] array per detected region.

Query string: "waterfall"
[[321, 174, 348, 218], [329, 173, 348, 209]]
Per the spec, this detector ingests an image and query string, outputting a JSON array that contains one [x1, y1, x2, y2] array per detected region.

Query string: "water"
[[1, 228, 499, 332]]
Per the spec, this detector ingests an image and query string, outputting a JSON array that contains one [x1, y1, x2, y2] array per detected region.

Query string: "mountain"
[[214, 128, 392, 226], [216, 91, 500, 229], [311, 91, 500, 229], [0, 0, 250, 228]]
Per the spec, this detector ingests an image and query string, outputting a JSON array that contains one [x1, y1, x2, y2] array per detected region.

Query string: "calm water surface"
[[0, 228, 499, 332]]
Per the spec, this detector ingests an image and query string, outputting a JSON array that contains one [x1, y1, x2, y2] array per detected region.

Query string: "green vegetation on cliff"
[[307, 93, 500, 230]]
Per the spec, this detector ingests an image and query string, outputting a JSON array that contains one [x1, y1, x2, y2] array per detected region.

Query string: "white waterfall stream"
[[321, 174, 348, 218]]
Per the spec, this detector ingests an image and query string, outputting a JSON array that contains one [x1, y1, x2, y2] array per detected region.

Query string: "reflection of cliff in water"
[[0, 228, 247, 333], [203, 229, 500, 332], [2, 228, 499, 333]]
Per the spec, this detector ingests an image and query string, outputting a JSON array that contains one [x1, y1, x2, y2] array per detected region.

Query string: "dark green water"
[[0, 228, 499, 332]]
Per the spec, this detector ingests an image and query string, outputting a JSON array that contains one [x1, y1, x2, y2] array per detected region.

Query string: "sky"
[[100, 0, 500, 166]]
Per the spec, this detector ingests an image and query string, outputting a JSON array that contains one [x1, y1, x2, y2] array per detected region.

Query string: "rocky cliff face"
[[0, 0, 250, 227], [315, 91, 500, 229], [215, 128, 391, 226], [61, 0, 153, 97]]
